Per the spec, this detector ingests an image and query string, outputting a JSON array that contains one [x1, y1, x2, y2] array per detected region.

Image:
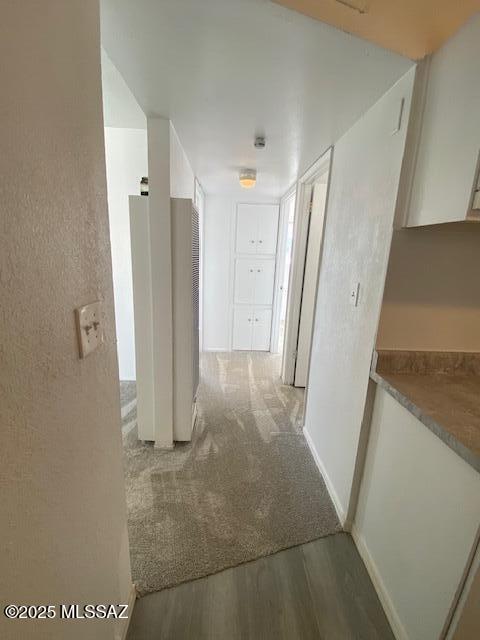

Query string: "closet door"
[[253, 259, 275, 306], [256, 205, 279, 254], [234, 259, 256, 304], [252, 309, 272, 351], [233, 307, 253, 350], [236, 205, 258, 254]]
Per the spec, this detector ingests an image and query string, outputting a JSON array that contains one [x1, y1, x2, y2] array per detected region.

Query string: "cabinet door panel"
[[257, 205, 279, 254], [233, 307, 253, 350], [253, 259, 276, 306], [236, 204, 258, 253], [407, 19, 480, 226], [234, 259, 256, 304], [252, 309, 272, 351]]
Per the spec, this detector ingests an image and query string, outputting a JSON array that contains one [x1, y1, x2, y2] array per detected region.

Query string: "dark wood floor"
[[127, 532, 394, 640]]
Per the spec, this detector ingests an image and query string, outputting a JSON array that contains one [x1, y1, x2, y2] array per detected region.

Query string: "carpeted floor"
[[123, 352, 341, 596], [120, 381, 137, 432]]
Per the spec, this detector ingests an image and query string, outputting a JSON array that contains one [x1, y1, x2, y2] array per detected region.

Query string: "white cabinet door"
[[232, 307, 253, 350], [406, 18, 480, 226], [257, 204, 279, 254], [253, 259, 276, 306], [236, 203, 279, 254], [236, 205, 258, 253], [234, 259, 255, 304], [252, 309, 272, 351]]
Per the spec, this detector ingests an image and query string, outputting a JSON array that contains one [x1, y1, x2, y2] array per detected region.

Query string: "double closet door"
[[232, 204, 279, 351]]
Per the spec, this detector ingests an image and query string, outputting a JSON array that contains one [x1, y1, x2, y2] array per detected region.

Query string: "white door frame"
[[281, 147, 332, 385], [270, 185, 296, 353]]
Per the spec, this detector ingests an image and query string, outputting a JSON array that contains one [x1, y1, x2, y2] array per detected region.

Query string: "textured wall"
[[303, 68, 415, 518], [0, 2, 131, 639], [377, 224, 480, 352]]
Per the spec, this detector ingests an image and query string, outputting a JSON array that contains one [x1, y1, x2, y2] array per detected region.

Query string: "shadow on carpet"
[[123, 352, 341, 596]]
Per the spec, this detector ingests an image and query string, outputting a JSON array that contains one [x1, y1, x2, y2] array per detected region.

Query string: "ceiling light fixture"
[[239, 168, 256, 189]]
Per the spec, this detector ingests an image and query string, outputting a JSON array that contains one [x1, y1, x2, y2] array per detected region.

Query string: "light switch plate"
[[350, 283, 360, 307], [75, 301, 103, 358]]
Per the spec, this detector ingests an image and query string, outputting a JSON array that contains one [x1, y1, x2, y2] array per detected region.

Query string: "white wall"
[[170, 123, 195, 199], [303, 68, 415, 521], [354, 387, 480, 640], [104, 121, 195, 381], [102, 49, 147, 129], [147, 117, 174, 447], [105, 127, 148, 380], [203, 194, 280, 351], [377, 224, 480, 352], [0, 2, 131, 638]]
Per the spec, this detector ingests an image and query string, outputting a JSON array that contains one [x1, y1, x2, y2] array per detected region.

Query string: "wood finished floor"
[[127, 532, 394, 640]]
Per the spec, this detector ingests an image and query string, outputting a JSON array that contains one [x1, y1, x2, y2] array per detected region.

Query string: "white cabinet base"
[[233, 307, 272, 351]]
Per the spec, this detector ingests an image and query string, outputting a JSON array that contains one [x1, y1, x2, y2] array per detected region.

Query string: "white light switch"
[[75, 301, 103, 358], [350, 283, 360, 307]]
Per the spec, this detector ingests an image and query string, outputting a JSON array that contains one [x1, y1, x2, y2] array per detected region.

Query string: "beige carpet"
[[123, 352, 341, 596]]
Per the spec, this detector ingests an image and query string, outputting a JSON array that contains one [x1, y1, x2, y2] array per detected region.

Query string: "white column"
[[147, 117, 173, 448]]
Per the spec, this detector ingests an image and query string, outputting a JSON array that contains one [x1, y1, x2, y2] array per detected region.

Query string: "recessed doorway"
[[281, 148, 332, 389]]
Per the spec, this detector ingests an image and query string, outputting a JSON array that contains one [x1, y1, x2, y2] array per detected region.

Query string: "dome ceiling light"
[[239, 168, 257, 189]]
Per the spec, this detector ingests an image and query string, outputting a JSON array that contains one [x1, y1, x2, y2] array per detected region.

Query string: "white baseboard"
[[117, 583, 137, 640], [303, 427, 346, 526], [351, 526, 409, 640], [154, 441, 175, 450]]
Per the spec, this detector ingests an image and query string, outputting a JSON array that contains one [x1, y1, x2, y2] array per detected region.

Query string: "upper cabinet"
[[235, 203, 279, 254], [405, 16, 480, 227]]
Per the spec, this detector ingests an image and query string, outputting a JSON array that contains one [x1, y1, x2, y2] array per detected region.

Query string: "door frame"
[[270, 185, 297, 353], [281, 147, 333, 385]]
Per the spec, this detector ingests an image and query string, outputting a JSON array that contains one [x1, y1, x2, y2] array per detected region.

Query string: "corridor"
[[122, 353, 340, 595]]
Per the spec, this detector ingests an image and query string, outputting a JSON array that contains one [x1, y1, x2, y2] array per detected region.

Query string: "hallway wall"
[[0, 2, 132, 639], [303, 67, 416, 520], [104, 121, 195, 381], [105, 127, 148, 380]]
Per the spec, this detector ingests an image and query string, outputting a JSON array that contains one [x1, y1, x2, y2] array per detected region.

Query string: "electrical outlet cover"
[[75, 301, 103, 358]]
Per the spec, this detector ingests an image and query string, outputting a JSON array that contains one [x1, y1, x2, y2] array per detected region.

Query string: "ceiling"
[[101, 0, 413, 197], [272, 0, 479, 60]]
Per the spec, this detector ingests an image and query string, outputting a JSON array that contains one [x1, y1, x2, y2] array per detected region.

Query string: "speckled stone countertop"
[[371, 351, 480, 473]]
